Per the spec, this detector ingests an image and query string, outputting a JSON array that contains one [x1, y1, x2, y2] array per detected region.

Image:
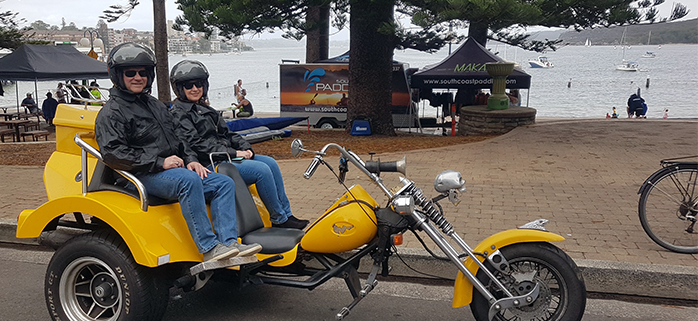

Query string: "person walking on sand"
[[234, 79, 243, 103]]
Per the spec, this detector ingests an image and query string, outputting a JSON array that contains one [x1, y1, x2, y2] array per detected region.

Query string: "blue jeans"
[[211, 155, 293, 224], [134, 168, 238, 254]]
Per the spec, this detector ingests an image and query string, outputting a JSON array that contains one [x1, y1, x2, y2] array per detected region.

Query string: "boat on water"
[[616, 27, 638, 71], [616, 60, 639, 71], [641, 32, 656, 58], [584, 38, 591, 47], [528, 56, 553, 68]]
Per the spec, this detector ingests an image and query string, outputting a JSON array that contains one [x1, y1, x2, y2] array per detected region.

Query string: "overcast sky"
[[3, 0, 696, 40]]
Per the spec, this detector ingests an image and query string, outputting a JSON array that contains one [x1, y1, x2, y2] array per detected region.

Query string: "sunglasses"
[[183, 81, 204, 90], [124, 70, 148, 78]]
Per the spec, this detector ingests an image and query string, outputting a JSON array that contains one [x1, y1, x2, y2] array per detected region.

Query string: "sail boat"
[[584, 38, 591, 47], [616, 27, 638, 71], [642, 31, 656, 58]]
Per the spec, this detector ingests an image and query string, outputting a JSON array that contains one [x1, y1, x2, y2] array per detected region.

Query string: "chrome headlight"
[[434, 170, 466, 193]]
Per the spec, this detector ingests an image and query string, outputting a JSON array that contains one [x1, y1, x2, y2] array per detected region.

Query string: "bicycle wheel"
[[639, 164, 698, 254]]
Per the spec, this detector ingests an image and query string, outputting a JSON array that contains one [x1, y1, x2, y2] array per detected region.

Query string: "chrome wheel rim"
[[59, 257, 122, 321]]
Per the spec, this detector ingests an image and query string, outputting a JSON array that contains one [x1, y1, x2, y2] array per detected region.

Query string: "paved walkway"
[[1, 118, 697, 299]]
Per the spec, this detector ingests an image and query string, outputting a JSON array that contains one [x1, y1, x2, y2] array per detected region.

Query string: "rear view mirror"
[[291, 139, 304, 158]]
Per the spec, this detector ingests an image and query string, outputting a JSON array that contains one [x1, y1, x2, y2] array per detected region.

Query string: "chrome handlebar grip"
[[304, 156, 322, 179]]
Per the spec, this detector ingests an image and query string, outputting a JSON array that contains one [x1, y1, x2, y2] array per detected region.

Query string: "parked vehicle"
[[279, 61, 417, 129], [17, 103, 585, 320]]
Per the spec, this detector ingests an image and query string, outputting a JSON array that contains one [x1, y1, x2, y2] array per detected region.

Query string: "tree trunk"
[[153, 0, 171, 102], [348, 0, 395, 135], [468, 21, 489, 47], [305, 4, 330, 63]]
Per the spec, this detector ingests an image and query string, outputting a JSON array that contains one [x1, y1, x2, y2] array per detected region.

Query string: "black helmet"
[[107, 42, 156, 93], [170, 60, 209, 103]]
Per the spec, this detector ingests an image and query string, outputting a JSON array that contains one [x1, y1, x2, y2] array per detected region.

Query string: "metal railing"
[[74, 132, 150, 211]]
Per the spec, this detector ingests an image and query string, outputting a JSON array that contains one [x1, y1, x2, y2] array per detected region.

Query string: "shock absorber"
[[405, 182, 454, 235]]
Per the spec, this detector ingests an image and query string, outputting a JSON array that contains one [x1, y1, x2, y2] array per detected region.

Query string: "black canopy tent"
[[410, 38, 531, 91], [0, 44, 109, 112]]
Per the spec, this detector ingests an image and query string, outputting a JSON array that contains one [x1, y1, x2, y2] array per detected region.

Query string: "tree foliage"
[[100, 0, 140, 23], [0, 6, 26, 49], [401, 0, 690, 51], [30, 20, 51, 30]]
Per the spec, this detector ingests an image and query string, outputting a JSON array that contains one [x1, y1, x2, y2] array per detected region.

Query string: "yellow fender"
[[17, 192, 201, 267], [451, 229, 565, 308]]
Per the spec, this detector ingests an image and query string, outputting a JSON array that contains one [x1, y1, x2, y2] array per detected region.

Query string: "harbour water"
[[2, 42, 696, 119]]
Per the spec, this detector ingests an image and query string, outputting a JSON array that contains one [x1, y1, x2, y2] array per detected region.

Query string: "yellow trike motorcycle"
[[17, 104, 585, 321]]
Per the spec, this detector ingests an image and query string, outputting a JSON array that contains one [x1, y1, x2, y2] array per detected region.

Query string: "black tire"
[[639, 165, 698, 254], [45, 230, 169, 321], [316, 119, 338, 129], [470, 242, 586, 321]]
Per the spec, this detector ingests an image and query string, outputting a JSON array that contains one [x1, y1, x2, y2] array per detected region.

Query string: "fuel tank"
[[300, 185, 379, 253]]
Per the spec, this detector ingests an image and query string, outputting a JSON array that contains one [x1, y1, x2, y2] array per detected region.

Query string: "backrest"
[[215, 162, 265, 236], [87, 161, 175, 206]]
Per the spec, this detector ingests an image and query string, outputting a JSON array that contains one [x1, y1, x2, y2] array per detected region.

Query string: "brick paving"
[[2, 119, 696, 268]]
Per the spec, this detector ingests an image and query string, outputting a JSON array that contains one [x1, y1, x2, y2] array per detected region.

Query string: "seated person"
[[232, 89, 254, 117], [336, 93, 348, 106], [21, 93, 39, 114], [475, 90, 490, 105], [94, 43, 261, 262], [626, 93, 645, 118], [89, 81, 103, 106], [506, 89, 520, 107], [169, 60, 308, 230]]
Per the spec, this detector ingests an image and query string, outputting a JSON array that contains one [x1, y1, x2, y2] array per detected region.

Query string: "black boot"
[[272, 216, 309, 229]]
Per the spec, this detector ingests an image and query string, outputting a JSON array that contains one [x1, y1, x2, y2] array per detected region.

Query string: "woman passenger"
[[169, 60, 308, 230]]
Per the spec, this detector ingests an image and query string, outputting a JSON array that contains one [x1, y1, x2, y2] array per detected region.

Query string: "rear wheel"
[[45, 230, 169, 321], [639, 165, 698, 253], [470, 242, 586, 321]]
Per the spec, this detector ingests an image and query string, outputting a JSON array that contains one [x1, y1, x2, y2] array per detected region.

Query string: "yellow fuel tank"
[[300, 185, 379, 253]]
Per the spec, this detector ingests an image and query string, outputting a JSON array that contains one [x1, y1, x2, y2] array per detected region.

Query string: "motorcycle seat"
[[216, 163, 304, 254]]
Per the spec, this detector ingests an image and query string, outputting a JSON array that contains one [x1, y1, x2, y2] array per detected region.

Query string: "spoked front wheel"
[[470, 242, 586, 321], [639, 164, 698, 254]]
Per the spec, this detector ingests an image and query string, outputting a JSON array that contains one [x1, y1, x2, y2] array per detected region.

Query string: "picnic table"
[[0, 119, 29, 142]]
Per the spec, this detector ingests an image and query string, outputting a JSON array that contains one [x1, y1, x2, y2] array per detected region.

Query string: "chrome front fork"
[[410, 211, 539, 319]]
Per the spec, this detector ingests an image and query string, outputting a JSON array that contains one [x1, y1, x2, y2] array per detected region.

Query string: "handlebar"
[[304, 156, 322, 179], [365, 160, 403, 175], [302, 143, 395, 198]]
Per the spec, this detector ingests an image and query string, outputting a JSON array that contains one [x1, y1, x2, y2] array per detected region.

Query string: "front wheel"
[[470, 242, 586, 321], [45, 230, 169, 321], [639, 165, 698, 253]]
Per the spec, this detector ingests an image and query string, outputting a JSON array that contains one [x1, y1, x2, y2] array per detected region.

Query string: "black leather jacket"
[[171, 99, 253, 167], [95, 88, 198, 174]]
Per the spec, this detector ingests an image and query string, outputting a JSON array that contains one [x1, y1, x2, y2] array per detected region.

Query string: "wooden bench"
[[21, 121, 40, 131], [0, 128, 14, 142], [20, 130, 50, 142]]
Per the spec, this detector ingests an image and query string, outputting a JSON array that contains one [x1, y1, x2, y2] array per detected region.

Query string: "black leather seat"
[[216, 163, 304, 254]]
